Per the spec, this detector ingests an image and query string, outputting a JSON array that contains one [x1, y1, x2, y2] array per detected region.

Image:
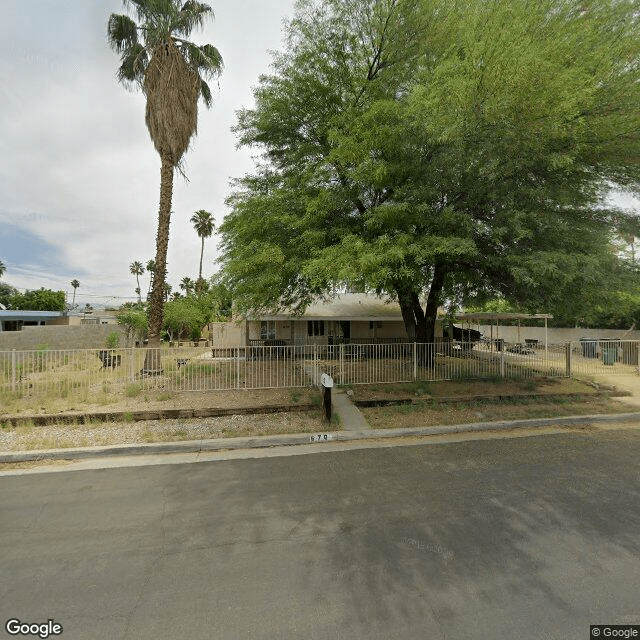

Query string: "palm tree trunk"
[[199, 237, 204, 281], [144, 153, 174, 373]]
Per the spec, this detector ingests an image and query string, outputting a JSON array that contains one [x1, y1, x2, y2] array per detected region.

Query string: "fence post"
[[11, 349, 16, 392], [413, 342, 417, 381], [314, 344, 318, 378], [340, 343, 344, 384], [500, 349, 505, 378], [236, 347, 240, 390], [565, 343, 572, 377]]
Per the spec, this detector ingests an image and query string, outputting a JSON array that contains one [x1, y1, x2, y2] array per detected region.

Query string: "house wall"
[[0, 325, 125, 351], [209, 321, 247, 347]]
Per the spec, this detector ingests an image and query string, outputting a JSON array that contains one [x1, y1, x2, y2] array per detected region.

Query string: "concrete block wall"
[[0, 325, 125, 351], [473, 325, 640, 344]]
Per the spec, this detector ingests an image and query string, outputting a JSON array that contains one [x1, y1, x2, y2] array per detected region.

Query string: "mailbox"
[[320, 373, 333, 388]]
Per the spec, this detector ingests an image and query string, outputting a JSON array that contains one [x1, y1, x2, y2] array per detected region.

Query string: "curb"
[[2, 411, 640, 463]]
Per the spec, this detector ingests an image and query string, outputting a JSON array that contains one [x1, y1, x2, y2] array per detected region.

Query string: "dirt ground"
[[0, 378, 632, 452]]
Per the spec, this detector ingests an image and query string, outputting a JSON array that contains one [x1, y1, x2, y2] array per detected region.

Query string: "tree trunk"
[[143, 153, 174, 373], [395, 263, 446, 365], [198, 237, 204, 281]]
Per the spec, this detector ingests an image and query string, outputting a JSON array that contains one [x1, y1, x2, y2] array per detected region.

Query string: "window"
[[260, 321, 276, 340], [307, 320, 325, 336]]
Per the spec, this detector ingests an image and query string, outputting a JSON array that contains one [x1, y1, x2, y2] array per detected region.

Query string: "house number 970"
[[310, 434, 331, 442]]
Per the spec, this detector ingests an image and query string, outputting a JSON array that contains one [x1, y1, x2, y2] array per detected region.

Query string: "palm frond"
[[179, 41, 223, 76], [200, 79, 212, 108], [117, 42, 148, 85], [175, 1, 213, 37], [107, 13, 139, 52]]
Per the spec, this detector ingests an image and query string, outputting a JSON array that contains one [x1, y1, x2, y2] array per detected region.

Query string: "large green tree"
[[108, 0, 223, 362], [219, 0, 640, 343], [9, 288, 66, 312]]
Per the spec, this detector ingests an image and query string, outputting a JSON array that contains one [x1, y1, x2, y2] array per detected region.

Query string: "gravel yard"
[[0, 409, 328, 451]]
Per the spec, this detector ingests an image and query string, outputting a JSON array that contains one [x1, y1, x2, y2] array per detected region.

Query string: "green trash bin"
[[601, 342, 618, 365]]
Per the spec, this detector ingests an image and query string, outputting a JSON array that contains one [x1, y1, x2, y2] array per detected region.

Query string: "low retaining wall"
[[0, 325, 125, 351]]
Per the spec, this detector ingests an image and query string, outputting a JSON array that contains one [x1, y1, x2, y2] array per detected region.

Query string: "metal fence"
[[1, 340, 639, 404]]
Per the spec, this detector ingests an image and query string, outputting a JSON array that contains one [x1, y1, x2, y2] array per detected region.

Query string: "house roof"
[[0, 310, 64, 322], [252, 293, 406, 322]]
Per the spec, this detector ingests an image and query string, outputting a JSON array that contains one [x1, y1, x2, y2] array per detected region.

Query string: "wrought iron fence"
[[2, 340, 638, 405]]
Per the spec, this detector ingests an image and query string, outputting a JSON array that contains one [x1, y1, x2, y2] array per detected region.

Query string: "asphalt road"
[[2, 429, 640, 640]]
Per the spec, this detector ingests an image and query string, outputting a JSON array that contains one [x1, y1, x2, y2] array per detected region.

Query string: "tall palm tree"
[[190, 209, 214, 283], [0, 260, 5, 278], [130, 261, 145, 303], [108, 1, 223, 359], [146, 259, 156, 297], [70, 279, 80, 306]]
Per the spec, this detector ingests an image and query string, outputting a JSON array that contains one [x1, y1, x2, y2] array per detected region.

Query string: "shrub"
[[106, 332, 120, 349]]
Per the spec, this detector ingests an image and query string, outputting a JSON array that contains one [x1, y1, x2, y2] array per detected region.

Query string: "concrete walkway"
[[331, 389, 370, 431]]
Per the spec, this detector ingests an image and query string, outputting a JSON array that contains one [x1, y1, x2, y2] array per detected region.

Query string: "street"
[[2, 428, 640, 639]]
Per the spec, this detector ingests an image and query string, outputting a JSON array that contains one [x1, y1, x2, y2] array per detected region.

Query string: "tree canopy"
[[219, 0, 640, 338], [8, 288, 66, 312]]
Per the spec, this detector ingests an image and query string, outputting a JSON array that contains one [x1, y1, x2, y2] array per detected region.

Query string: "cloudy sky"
[[0, 0, 295, 307], [2, 1, 640, 311]]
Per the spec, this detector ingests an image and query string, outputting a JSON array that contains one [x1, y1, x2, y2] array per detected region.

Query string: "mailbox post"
[[320, 373, 333, 421]]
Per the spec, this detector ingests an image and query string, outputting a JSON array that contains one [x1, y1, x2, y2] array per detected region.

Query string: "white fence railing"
[[1, 340, 638, 404]]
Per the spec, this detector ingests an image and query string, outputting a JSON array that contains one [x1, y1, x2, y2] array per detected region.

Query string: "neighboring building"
[[209, 293, 445, 349], [0, 310, 63, 332]]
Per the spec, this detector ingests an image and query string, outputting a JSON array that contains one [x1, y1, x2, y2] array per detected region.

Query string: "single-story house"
[[208, 293, 446, 348], [0, 310, 63, 332]]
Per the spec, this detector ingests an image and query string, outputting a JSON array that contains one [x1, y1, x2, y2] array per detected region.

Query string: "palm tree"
[[0, 260, 5, 278], [180, 276, 195, 296], [70, 279, 80, 307], [108, 1, 223, 360], [130, 261, 145, 303], [190, 209, 214, 283], [146, 259, 156, 298]]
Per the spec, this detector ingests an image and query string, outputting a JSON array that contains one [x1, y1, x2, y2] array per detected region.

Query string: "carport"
[[452, 312, 554, 352]]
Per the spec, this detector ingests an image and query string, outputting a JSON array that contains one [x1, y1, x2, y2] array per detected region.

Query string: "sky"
[[0, 0, 296, 308], [2, 1, 640, 311]]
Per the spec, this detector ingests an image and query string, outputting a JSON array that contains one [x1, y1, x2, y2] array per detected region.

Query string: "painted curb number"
[[310, 433, 332, 442]]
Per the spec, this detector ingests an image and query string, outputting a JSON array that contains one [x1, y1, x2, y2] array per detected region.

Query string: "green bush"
[[106, 332, 120, 349]]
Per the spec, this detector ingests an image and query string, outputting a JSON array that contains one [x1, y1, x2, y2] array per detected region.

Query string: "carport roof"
[[452, 312, 553, 322]]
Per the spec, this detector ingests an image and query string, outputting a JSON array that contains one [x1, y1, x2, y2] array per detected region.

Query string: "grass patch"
[[125, 383, 142, 398], [362, 395, 632, 430]]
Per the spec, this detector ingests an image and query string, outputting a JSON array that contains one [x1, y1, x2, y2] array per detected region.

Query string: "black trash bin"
[[494, 339, 504, 352], [579, 338, 597, 358]]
